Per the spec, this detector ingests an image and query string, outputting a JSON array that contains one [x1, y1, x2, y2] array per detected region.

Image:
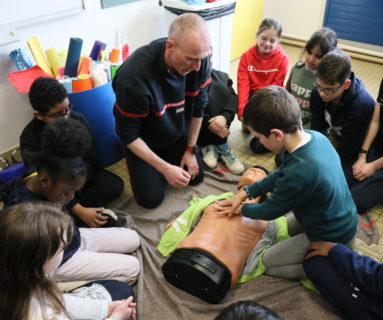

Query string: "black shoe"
[[250, 137, 269, 154]]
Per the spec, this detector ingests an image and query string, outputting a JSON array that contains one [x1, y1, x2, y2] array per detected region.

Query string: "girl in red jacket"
[[238, 18, 289, 153]]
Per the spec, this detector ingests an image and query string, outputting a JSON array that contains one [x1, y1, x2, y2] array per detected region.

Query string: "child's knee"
[[126, 229, 140, 252], [123, 256, 140, 284]]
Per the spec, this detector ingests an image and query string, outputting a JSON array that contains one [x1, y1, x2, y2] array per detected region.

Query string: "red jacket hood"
[[249, 44, 283, 60]]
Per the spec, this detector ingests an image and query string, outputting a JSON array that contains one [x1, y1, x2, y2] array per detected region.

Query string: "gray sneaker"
[[202, 145, 219, 169], [220, 147, 245, 175]]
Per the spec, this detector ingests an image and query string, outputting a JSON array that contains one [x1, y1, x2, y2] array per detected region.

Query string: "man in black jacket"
[[113, 13, 212, 209]]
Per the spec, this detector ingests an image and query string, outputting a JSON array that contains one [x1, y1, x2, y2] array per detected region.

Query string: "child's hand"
[[305, 241, 337, 259], [208, 116, 229, 138], [352, 157, 366, 175], [353, 163, 376, 181], [72, 204, 108, 227], [109, 296, 137, 320], [213, 193, 245, 217]]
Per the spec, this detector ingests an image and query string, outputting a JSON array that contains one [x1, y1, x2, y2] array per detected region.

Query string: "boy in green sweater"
[[215, 85, 357, 279]]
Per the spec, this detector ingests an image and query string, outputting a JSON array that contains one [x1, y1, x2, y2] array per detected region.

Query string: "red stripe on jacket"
[[116, 76, 211, 118], [185, 77, 212, 97], [115, 103, 148, 118], [153, 100, 185, 116]]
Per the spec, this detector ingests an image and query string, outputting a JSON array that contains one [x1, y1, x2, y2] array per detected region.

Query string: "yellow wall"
[[231, 0, 264, 61]]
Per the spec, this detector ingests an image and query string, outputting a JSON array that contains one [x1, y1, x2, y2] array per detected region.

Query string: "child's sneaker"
[[202, 145, 219, 169], [219, 145, 245, 175]]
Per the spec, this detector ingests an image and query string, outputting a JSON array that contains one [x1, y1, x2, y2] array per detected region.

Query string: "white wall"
[[263, 0, 383, 58], [263, 0, 327, 41], [0, 0, 169, 154]]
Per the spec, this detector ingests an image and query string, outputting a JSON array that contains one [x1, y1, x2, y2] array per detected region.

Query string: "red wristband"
[[185, 145, 197, 154]]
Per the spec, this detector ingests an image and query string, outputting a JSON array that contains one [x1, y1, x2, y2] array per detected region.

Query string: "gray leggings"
[[262, 214, 355, 279]]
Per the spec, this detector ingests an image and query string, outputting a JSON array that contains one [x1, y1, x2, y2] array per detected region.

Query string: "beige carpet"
[[119, 167, 347, 320]]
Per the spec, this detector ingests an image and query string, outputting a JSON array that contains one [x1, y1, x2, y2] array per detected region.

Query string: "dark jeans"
[[343, 146, 383, 213], [123, 138, 204, 209], [197, 119, 231, 147], [82, 279, 135, 300], [304, 256, 383, 320]]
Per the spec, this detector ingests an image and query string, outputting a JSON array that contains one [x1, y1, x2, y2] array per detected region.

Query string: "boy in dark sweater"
[[214, 85, 357, 279], [304, 241, 383, 319], [310, 50, 375, 168], [20, 77, 124, 228], [343, 79, 383, 213]]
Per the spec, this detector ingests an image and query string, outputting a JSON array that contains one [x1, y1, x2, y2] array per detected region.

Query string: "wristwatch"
[[359, 149, 368, 154], [185, 145, 197, 154]]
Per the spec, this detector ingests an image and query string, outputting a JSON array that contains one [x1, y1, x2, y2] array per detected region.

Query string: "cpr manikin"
[[161, 167, 270, 303]]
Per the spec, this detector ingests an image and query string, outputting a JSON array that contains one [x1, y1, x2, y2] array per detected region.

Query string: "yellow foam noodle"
[[100, 50, 106, 62], [27, 36, 53, 76], [45, 47, 63, 77], [58, 50, 68, 65]]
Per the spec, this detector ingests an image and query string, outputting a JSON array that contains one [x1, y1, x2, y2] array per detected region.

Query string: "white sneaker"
[[220, 147, 245, 175], [202, 145, 219, 169]]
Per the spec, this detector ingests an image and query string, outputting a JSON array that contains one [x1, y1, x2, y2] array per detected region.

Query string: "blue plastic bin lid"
[[0, 162, 26, 183]]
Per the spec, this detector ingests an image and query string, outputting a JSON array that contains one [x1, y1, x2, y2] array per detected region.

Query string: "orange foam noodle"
[[110, 49, 120, 63], [78, 56, 92, 75], [72, 75, 94, 92]]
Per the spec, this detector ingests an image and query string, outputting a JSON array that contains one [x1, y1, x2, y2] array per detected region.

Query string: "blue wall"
[[323, 0, 383, 46]]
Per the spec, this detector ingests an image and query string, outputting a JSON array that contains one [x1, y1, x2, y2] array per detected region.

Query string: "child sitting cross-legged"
[[0, 202, 137, 320], [20, 77, 124, 228], [198, 66, 244, 175], [0, 118, 140, 284]]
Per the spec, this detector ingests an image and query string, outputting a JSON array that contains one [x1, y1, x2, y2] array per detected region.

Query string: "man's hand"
[[305, 241, 337, 259], [180, 151, 199, 180], [72, 204, 108, 227], [162, 164, 191, 188], [108, 296, 137, 320], [353, 162, 376, 181], [208, 116, 229, 138], [213, 190, 247, 217]]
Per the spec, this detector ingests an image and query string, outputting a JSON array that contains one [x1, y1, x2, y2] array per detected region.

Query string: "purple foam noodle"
[[89, 40, 107, 61]]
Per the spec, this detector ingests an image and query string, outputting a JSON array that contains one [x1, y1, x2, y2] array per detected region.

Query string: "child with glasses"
[[237, 18, 289, 154], [310, 50, 375, 169], [20, 77, 124, 228]]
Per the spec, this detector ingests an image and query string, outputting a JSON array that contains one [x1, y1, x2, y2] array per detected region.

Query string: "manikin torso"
[[178, 167, 269, 287]]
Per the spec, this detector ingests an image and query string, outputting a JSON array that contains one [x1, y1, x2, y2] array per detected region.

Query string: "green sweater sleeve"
[[242, 167, 307, 220], [244, 170, 278, 198]]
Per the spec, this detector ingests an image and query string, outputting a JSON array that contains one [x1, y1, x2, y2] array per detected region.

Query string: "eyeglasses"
[[313, 82, 344, 95], [41, 104, 73, 119]]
